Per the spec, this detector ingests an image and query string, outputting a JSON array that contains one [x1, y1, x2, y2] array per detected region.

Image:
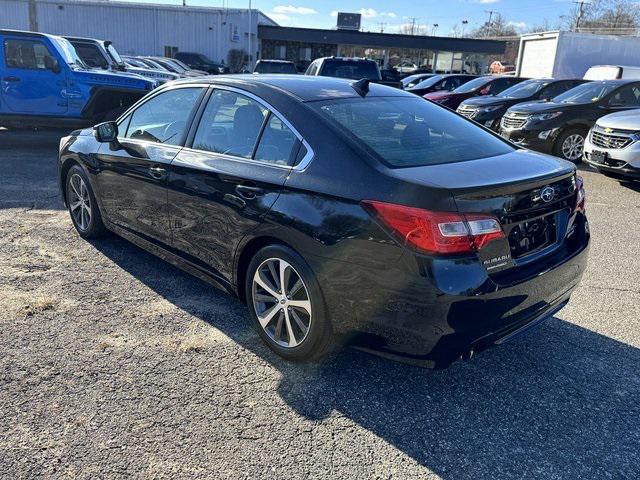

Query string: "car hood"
[[73, 69, 154, 89], [507, 100, 581, 114], [596, 109, 640, 130], [388, 149, 574, 192]]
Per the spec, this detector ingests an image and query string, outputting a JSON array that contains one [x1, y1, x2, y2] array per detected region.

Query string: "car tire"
[[65, 165, 106, 239], [245, 244, 333, 361], [554, 127, 587, 163]]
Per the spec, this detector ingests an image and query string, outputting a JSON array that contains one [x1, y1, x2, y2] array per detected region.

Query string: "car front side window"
[[4, 39, 52, 70], [123, 87, 203, 145]]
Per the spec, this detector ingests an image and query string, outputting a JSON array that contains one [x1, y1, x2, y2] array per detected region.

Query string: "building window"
[[275, 45, 286, 59], [299, 47, 311, 61], [164, 46, 178, 58]]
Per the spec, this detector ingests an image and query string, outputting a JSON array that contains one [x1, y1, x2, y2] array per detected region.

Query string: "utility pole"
[[407, 17, 417, 35], [574, 0, 588, 31], [377, 22, 386, 33], [484, 10, 498, 36]]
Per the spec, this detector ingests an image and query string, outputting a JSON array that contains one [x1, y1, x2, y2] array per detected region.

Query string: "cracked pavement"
[[0, 128, 639, 479]]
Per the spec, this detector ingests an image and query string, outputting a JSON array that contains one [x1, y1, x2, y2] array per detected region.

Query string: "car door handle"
[[235, 184, 264, 199], [148, 166, 167, 179], [2, 76, 20, 82]]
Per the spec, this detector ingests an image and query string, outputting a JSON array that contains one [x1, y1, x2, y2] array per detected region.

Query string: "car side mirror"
[[44, 56, 61, 74], [94, 121, 118, 143]]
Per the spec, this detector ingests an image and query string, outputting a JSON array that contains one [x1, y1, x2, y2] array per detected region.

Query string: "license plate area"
[[507, 214, 557, 259], [591, 149, 607, 164]]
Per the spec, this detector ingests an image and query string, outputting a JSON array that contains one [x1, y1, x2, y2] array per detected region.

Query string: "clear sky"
[[122, 0, 576, 35]]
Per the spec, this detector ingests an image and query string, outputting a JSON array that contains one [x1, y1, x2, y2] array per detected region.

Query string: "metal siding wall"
[[0, 0, 264, 62], [0, 0, 30, 29]]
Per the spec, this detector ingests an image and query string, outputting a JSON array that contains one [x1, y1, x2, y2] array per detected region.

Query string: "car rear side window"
[[254, 114, 299, 166], [193, 90, 268, 158], [123, 87, 203, 145], [314, 97, 513, 168], [4, 39, 52, 70]]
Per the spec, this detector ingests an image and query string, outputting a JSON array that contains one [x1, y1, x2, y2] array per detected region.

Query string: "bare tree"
[[470, 14, 518, 37], [565, 0, 640, 33]]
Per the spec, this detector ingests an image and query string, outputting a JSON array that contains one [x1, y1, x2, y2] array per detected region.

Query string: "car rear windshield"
[[321, 60, 379, 80], [452, 76, 491, 93], [313, 97, 513, 168], [553, 82, 618, 104], [409, 75, 444, 90], [256, 62, 298, 74]]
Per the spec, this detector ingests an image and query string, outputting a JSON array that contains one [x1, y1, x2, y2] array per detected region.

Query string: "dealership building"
[[1, 0, 506, 73], [259, 26, 506, 74]]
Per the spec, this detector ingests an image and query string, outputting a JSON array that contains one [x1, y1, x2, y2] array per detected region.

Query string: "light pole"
[[248, 0, 252, 71], [461, 20, 468, 37], [432, 23, 439, 35]]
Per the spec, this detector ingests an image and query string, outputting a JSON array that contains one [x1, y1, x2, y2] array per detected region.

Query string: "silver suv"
[[584, 109, 640, 179]]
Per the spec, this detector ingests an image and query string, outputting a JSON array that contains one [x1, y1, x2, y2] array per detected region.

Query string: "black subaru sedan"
[[58, 75, 589, 368]]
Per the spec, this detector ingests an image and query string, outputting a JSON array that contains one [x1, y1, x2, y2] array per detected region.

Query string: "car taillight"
[[362, 200, 504, 255], [575, 175, 586, 211]]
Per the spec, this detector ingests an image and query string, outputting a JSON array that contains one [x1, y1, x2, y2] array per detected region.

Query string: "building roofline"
[[258, 25, 506, 54], [4, 0, 278, 23]]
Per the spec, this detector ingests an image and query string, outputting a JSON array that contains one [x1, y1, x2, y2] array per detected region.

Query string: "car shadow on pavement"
[[90, 236, 640, 479]]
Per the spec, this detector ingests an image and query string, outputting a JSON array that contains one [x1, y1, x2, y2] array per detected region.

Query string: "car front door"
[[94, 85, 205, 245], [168, 87, 306, 281], [0, 36, 68, 114]]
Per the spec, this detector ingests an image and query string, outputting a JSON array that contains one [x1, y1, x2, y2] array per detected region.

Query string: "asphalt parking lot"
[[1, 128, 639, 479]]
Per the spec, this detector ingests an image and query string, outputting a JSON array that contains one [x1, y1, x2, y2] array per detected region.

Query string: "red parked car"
[[424, 75, 527, 110]]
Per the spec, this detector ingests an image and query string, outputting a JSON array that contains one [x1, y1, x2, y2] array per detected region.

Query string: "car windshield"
[[51, 37, 87, 68], [409, 75, 444, 90], [498, 79, 548, 99], [553, 82, 618, 104], [453, 76, 491, 93], [172, 58, 190, 70], [106, 43, 124, 65], [321, 60, 379, 80], [256, 62, 297, 74], [313, 96, 513, 168], [164, 59, 187, 73]]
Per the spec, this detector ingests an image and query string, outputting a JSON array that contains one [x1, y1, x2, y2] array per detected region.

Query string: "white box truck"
[[516, 31, 640, 79]]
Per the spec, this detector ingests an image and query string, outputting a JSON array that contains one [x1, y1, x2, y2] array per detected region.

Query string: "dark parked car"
[[457, 78, 587, 131], [500, 79, 640, 162], [58, 75, 589, 368], [174, 51, 227, 74], [401, 73, 437, 89], [254, 59, 298, 74], [425, 75, 527, 111], [405, 74, 478, 97], [143, 57, 206, 77]]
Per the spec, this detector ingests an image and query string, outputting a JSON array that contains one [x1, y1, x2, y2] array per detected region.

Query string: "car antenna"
[[351, 78, 370, 97]]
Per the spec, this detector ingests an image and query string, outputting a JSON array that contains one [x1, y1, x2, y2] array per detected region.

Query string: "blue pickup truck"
[[0, 29, 155, 129]]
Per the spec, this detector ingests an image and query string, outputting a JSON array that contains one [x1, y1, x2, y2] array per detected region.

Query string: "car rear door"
[[167, 86, 307, 280], [1, 36, 68, 114], [94, 85, 206, 245]]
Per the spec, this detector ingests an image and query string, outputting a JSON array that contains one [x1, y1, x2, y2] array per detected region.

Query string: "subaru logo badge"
[[540, 186, 555, 203]]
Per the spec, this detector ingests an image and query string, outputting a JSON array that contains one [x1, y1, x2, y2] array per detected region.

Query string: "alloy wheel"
[[251, 258, 312, 348], [68, 173, 92, 232], [561, 134, 585, 161]]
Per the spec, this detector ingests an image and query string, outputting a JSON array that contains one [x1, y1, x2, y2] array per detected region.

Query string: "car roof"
[[318, 57, 377, 63], [168, 74, 412, 102], [258, 59, 295, 64]]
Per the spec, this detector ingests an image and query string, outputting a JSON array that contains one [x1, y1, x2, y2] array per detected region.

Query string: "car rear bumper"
[[309, 216, 589, 368]]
